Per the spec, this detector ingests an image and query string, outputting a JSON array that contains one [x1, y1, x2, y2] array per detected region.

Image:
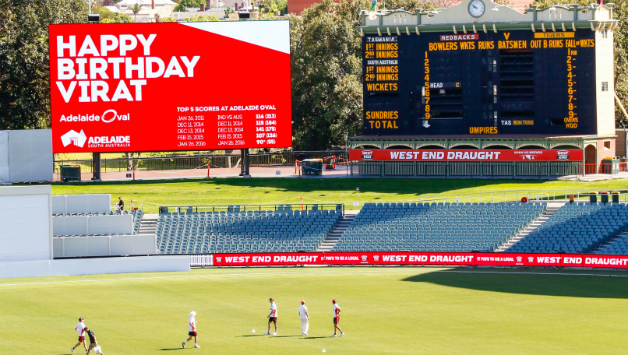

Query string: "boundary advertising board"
[[349, 149, 583, 162], [207, 252, 628, 268], [49, 22, 291, 153]]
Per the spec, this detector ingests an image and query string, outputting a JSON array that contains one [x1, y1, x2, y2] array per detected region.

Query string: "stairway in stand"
[[317, 213, 356, 252], [139, 214, 158, 235], [495, 204, 562, 252]]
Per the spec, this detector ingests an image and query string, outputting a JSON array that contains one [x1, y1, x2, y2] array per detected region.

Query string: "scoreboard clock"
[[468, 0, 485, 18], [362, 29, 598, 136]]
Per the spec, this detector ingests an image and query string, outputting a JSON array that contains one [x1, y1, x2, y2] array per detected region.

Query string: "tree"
[[131, 2, 141, 20], [96, 5, 133, 23], [174, 0, 206, 11], [533, 0, 628, 127], [0, 0, 88, 130]]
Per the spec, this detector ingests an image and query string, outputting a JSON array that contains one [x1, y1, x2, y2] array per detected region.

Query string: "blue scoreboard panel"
[[362, 30, 596, 136]]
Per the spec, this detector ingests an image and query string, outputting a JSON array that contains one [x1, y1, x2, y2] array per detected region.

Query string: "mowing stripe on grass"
[[1, 268, 627, 288]]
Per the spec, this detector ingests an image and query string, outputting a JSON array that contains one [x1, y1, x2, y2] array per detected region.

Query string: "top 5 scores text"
[[176, 105, 278, 147]]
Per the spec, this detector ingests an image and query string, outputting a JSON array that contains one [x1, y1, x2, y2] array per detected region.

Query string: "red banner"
[[350, 149, 583, 162], [322, 252, 475, 266], [49, 22, 291, 153], [474, 253, 572, 267], [582, 255, 628, 268], [207, 252, 628, 268], [212, 253, 324, 266]]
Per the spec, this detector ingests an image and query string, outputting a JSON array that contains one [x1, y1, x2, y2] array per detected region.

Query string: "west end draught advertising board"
[[49, 22, 291, 153], [363, 30, 596, 136]]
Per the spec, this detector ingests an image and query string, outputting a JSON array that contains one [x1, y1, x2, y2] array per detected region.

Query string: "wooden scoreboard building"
[[350, 0, 618, 178]]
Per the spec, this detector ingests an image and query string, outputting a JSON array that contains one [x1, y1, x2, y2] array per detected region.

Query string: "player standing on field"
[[331, 299, 344, 337], [182, 311, 200, 348], [265, 298, 278, 335], [298, 300, 310, 336], [71, 317, 87, 353]]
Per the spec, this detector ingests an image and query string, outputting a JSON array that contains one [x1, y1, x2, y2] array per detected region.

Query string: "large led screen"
[[49, 21, 291, 153]]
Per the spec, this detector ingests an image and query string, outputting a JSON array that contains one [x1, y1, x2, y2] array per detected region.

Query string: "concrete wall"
[[0, 186, 52, 262], [0, 130, 53, 183], [0, 255, 189, 279], [53, 214, 133, 236], [53, 194, 111, 214], [53, 234, 156, 258]]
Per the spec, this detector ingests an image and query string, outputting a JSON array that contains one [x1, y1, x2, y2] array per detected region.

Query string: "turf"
[[1, 267, 627, 354], [48, 178, 628, 213]]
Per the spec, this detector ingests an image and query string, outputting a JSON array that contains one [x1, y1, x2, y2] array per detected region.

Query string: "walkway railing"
[[579, 162, 628, 179], [158, 203, 344, 215], [54, 151, 349, 174], [416, 189, 628, 204]]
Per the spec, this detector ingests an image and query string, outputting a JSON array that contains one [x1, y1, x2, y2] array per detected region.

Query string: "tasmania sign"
[[349, 149, 583, 162], [49, 22, 291, 153]]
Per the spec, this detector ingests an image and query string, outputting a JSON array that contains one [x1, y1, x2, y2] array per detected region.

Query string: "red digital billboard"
[[349, 149, 583, 162], [49, 22, 291, 153]]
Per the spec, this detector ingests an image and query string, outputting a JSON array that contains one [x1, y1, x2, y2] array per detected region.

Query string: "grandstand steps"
[[495, 205, 562, 252], [317, 215, 356, 252], [591, 229, 628, 254], [138, 214, 158, 235]]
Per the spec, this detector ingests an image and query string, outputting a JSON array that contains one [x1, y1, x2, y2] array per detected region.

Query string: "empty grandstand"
[[332, 202, 545, 252], [156, 205, 343, 254], [506, 203, 628, 254]]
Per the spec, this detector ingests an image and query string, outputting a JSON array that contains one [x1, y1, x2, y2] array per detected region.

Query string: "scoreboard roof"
[[357, 0, 617, 34]]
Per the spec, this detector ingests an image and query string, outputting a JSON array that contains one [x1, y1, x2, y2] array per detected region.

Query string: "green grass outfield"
[[1, 267, 627, 354], [49, 178, 628, 213]]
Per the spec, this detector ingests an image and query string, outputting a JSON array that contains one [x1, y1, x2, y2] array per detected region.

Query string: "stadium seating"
[[506, 203, 628, 254], [156, 209, 342, 254], [332, 202, 545, 252], [595, 233, 628, 255]]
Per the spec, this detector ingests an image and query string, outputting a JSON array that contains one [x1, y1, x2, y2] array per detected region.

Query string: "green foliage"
[[289, 0, 369, 150], [96, 6, 133, 23], [224, 6, 235, 16], [186, 14, 220, 21], [0, 0, 88, 130], [174, 0, 206, 11], [160, 17, 177, 22]]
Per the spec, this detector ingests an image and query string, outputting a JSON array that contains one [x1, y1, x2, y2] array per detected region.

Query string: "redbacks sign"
[[349, 149, 583, 162], [49, 22, 292, 153]]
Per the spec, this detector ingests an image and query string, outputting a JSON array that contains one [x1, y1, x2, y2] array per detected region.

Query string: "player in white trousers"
[[298, 300, 310, 336]]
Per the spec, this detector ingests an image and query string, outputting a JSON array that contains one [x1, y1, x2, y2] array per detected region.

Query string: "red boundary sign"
[[349, 149, 583, 162], [210, 252, 628, 268]]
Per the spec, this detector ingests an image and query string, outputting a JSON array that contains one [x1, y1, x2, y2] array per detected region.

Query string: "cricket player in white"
[[71, 317, 87, 353], [331, 299, 344, 337], [265, 298, 278, 335], [298, 300, 310, 336], [182, 311, 200, 348]]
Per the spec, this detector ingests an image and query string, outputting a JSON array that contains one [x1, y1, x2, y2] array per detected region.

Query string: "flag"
[[370, 0, 377, 11]]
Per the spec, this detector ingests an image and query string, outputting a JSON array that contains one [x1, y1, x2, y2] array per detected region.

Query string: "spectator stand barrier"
[[415, 189, 628, 204], [189, 251, 628, 269], [53, 150, 349, 174], [579, 161, 628, 179], [158, 203, 344, 214]]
